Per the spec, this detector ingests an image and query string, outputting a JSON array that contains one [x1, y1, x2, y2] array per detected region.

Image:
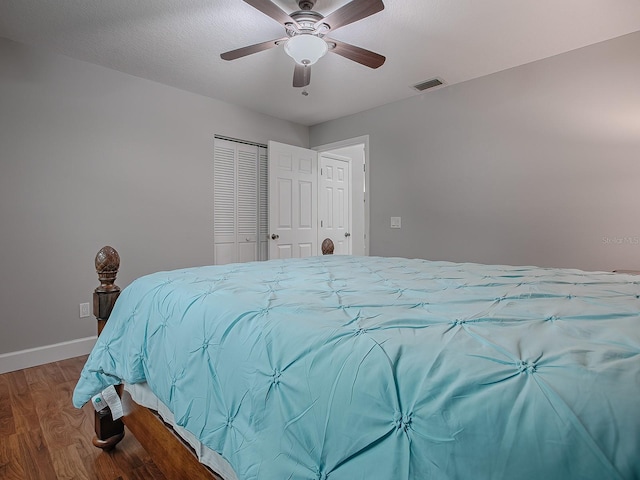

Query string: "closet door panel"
[[258, 147, 269, 261], [214, 140, 236, 264], [236, 144, 258, 262], [214, 138, 263, 265]]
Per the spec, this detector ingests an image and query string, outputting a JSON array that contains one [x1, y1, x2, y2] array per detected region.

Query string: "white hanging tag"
[[90, 385, 124, 420], [91, 392, 107, 412]]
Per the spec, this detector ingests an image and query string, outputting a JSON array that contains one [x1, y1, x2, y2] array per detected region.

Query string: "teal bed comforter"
[[74, 256, 640, 479]]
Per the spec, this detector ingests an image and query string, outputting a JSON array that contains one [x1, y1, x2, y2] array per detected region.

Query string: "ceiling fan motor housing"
[[287, 9, 327, 36], [298, 0, 316, 10]]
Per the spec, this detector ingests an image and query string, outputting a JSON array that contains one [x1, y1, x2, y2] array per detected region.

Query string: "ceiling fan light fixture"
[[284, 34, 328, 66]]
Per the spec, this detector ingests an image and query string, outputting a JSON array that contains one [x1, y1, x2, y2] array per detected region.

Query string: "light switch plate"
[[390, 217, 401, 229]]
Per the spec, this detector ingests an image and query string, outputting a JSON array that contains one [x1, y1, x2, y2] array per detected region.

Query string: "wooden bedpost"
[[91, 245, 125, 450]]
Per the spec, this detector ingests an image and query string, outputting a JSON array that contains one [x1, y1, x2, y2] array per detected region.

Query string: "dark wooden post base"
[[92, 409, 125, 450], [91, 246, 125, 449]]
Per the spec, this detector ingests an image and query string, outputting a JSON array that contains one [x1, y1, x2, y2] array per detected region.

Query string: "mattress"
[[74, 255, 640, 479]]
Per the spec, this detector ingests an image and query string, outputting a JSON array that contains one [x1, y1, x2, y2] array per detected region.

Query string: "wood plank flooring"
[[0, 356, 167, 479]]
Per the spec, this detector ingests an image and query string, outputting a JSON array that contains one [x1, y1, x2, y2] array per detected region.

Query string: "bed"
[[74, 246, 640, 479]]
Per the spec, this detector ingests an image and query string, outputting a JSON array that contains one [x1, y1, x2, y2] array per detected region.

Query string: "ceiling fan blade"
[[293, 64, 311, 88], [326, 38, 385, 68], [220, 37, 287, 61], [316, 0, 384, 31], [244, 0, 298, 26]]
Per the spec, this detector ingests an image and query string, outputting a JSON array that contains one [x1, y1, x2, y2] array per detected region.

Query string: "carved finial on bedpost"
[[322, 238, 334, 255], [93, 246, 121, 336], [95, 245, 120, 293]]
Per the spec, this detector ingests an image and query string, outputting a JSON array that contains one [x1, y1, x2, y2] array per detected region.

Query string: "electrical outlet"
[[79, 302, 91, 318]]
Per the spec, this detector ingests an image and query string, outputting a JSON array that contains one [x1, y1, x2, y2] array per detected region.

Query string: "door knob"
[[344, 232, 351, 237], [271, 234, 280, 240]]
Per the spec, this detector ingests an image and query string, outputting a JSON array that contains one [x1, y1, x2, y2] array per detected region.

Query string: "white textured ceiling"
[[1, 0, 639, 126]]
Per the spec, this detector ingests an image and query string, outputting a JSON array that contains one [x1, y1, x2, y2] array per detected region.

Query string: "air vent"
[[412, 78, 445, 92]]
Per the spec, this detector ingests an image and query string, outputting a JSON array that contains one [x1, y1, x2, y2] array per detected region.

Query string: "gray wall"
[[0, 38, 308, 355], [310, 31, 640, 272]]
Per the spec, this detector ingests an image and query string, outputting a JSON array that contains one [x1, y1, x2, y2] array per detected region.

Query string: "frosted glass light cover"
[[284, 34, 328, 65]]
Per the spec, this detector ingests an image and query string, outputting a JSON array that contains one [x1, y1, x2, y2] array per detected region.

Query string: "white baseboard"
[[0, 336, 97, 374]]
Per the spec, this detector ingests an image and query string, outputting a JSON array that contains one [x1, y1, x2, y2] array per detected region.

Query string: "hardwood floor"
[[0, 356, 168, 479]]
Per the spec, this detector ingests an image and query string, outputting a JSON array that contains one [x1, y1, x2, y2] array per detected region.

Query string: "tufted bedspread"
[[74, 256, 640, 480]]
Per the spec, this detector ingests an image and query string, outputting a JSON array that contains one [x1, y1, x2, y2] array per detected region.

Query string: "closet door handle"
[[271, 234, 280, 240], [344, 232, 351, 237]]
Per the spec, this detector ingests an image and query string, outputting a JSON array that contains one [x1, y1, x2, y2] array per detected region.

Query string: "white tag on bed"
[[101, 385, 124, 420], [91, 385, 124, 420], [91, 391, 108, 412]]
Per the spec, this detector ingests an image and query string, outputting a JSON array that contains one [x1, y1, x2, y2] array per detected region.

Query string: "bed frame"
[[90, 246, 221, 479]]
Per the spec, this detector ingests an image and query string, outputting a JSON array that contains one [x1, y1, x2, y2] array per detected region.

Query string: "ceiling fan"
[[220, 0, 386, 88]]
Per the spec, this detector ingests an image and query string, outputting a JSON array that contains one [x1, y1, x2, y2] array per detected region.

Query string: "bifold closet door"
[[214, 139, 263, 265]]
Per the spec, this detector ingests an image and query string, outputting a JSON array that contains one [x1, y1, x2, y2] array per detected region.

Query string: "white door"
[[268, 141, 318, 259], [319, 153, 351, 255]]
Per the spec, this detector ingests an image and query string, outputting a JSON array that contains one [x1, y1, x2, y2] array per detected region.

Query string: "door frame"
[[313, 135, 370, 256]]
